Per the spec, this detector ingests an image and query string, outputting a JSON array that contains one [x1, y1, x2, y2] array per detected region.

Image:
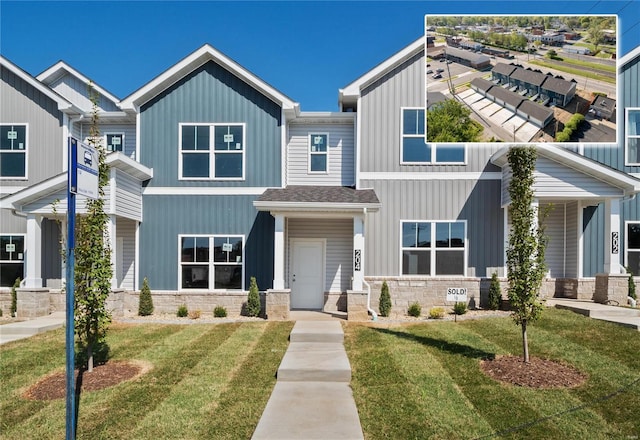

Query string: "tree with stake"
[[506, 146, 548, 363], [74, 87, 113, 372]]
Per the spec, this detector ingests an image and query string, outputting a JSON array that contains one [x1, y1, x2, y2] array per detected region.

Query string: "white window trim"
[[624, 107, 640, 166], [178, 122, 246, 181], [0, 123, 29, 180], [178, 234, 245, 291], [399, 220, 467, 277], [0, 233, 26, 286], [399, 108, 466, 165], [308, 132, 329, 174], [104, 132, 125, 153], [624, 220, 640, 273]]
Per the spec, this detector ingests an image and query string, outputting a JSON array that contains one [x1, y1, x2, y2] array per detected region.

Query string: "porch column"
[[353, 214, 365, 291], [603, 198, 622, 274], [273, 214, 285, 289], [108, 215, 118, 288], [24, 214, 43, 288]]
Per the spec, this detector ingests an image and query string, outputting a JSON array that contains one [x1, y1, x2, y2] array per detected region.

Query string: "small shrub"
[[188, 309, 201, 320], [453, 302, 468, 315], [214, 306, 227, 318], [429, 307, 445, 319], [379, 281, 392, 317], [177, 304, 188, 317], [138, 277, 154, 316], [0, 308, 3, 317], [488, 272, 502, 310], [246, 276, 261, 317], [407, 302, 421, 317], [11, 277, 19, 317], [627, 267, 637, 300]]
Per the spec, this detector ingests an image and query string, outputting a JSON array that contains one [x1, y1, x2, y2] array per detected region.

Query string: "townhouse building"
[[1, 38, 639, 319]]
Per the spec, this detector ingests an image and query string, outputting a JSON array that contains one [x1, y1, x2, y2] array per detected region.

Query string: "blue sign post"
[[66, 137, 98, 440]]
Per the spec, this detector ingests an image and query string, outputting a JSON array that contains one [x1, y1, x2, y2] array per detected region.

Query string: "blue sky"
[[1, 1, 638, 111]]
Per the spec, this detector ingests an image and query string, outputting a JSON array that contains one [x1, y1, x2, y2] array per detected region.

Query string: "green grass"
[[344, 308, 640, 439], [530, 60, 616, 84], [0, 321, 293, 439], [546, 56, 616, 73]]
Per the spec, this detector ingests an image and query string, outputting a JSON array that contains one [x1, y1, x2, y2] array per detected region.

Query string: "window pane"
[[436, 144, 465, 163], [215, 153, 242, 178], [628, 251, 640, 276], [436, 223, 450, 247], [195, 237, 209, 262], [435, 250, 464, 275], [402, 250, 430, 275], [403, 109, 418, 135], [450, 222, 465, 248], [628, 138, 640, 163], [416, 223, 431, 247], [215, 265, 242, 289], [310, 134, 327, 152], [629, 110, 640, 136], [0, 125, 26, 150], [214, 237, 242, 263], [182, 126, 196, 150], [0, 153, 26, 177], [197, 126, 210, 150], [215, 125, 243, 151], [181, 237, 194, 262], [402, 223, 430, 248], [0, 262, 23, 288], [403, 137, 430, 162], [402, 222, 416, 248], [183, 153, 210, 177], [310, 154, 327, 172], [182, 265, 209, 289], [629, 224, 640, 249], [106, 134, 123, 152]]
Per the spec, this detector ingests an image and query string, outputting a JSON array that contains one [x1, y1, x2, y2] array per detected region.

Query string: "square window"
[[626, 109, 640, 165], [106, 133, 124, 152], [180, 124, 244, 179], [401, 221, 465, 276], [0, 235, 25, 287], [401, 109, 463, 164], [0, 125, 27, 178], [181, 235, 243, 290]]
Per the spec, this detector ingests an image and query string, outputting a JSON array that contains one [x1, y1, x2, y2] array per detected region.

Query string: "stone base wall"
[[323, 292, 347, 312], [265, 289, 290, 321], [16, 288, 50, 318], [123, 291, 254, 317], [0, 291, 13, 316], [347, 290, 369, 321], [594, 273, 629, 305]]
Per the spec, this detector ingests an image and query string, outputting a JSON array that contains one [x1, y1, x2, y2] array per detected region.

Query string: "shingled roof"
[[510, 68, 547, 86], [492, 63, 518, 77], [254, 186, 380, 212]]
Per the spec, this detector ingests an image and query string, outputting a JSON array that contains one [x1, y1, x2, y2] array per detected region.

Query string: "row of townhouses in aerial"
[[1, 37, 639, 319]]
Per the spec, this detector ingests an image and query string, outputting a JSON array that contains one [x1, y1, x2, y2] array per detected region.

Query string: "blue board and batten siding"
[[138, 60, 282, 291], [582, 51, 640, 276]]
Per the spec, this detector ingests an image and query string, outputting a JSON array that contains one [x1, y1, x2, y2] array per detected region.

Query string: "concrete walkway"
[[547, 298, 640, 330], [0, 312, 66, 345], [252, 320, 364, 440]]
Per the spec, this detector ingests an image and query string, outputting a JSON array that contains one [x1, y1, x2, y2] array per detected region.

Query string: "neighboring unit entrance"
[[290, 239, 325, 309]]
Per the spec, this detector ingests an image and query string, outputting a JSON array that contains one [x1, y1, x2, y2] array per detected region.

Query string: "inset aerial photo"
[[425, 15, 617, 143]]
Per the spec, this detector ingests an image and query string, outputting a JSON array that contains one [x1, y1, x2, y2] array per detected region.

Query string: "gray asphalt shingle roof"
[[257, 186, 380, 205]]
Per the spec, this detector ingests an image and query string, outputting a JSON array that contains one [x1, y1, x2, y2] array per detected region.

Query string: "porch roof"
[[254, 186, 380, 213]]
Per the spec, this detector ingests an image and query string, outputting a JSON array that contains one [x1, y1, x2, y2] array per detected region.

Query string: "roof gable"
[[120, 44, 297, 113]]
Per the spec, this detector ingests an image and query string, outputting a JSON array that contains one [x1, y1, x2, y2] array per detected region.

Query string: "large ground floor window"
[[401, 221, 465, 276], [626, 222, 640, 276], [0, 234, 25, 287], [179, 235, 244, 290]]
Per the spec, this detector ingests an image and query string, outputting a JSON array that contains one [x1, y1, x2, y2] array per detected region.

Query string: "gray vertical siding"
[[287, 122, 354, 186], [0, 211, 26, 233], [287, 218, 353, 292], [1, 65, 63, 187], [49, 73, 120, 112], [78, 123, 137, 159], [140, 61, 282, 187], [139, 195, 273, 291], [362, 179, 503, 278], [116, 218, 136, 290]]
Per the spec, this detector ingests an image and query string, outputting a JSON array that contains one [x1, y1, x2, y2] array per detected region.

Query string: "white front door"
[[291, 239, 324, 309]]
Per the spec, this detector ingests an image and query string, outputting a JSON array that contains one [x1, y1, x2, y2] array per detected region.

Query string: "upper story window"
[[179, 123, 245, 180], [626, 109, 640, 165], [401, 108, 465, 164], [0, 124, 27, 179], [106, 133, 124, 152], [179, 235, 244, 290], [401, 220, 465, 276], [309, 133, 328, 173]]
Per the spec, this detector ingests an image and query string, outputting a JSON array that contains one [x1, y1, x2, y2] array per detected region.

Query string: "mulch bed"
[[481, 356, 588, 389], [24, 361, 147, 401]]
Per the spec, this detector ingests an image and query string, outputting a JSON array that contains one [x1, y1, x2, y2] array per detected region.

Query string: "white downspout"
[[363, 279, 377, 321]]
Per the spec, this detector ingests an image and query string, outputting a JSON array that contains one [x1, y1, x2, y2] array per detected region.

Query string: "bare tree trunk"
[[87, 344, 93, 373], [522, 320, 529, 363]]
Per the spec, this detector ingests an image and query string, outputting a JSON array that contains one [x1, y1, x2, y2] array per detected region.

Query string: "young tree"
[[378, 281, 392, 317], [427, 99, 483, 142], [506, 146, 548, 363], [246, 276, 261, 317], [487, 272, 502, 311], [74, 86, 113, 372], [138, 277, 154, 316]]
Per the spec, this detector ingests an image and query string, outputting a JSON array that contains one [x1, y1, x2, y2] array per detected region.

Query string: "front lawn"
[[344, 308, 640, 439], [1, 321, 293, 439]]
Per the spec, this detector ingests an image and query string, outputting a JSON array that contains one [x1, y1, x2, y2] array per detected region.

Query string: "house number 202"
[[611, 232, 619, 254]]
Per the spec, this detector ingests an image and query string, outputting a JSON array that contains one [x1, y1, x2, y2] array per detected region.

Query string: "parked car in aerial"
[[432, 73, 442, 79], [436, 68, 444, 73], [426, 69, 433, 74]]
